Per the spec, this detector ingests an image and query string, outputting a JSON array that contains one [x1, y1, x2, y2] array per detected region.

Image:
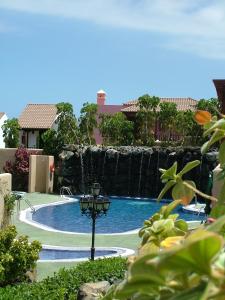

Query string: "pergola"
[[213, 80, 225, 114]]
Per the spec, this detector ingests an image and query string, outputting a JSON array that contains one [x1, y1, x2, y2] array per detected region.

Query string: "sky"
[[0, 0, 225, 118]]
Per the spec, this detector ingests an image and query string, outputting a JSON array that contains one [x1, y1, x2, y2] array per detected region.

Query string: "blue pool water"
[[32, 197, 204, 234], [39, 249, 116, 260]]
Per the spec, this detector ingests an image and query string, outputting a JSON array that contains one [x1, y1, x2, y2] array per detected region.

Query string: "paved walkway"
[[13, 193, 139, 280]]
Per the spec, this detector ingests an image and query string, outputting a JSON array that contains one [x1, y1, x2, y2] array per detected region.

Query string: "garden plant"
[[103, 110, 225, 300]]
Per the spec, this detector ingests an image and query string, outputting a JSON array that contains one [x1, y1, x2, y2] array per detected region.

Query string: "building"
[[94, 90, 197, 143], [18, 104, 58, 148], [0, 112, 8, 148]]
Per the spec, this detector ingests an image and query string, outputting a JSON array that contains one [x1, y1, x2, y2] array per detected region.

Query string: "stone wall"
[[0, 173, 12, 226], [0, 148, 43, 173], [58, 145, 218, 198]]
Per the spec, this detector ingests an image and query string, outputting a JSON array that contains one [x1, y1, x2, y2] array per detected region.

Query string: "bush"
[[4, 147, 31, 191], [0, 226, 41, 287], [0, 257, 126, 299]]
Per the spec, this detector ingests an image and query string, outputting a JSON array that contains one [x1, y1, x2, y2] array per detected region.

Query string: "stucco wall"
[[0, 148, 43, 173], [0, 173, 12, 226], [29, 155, 54, 193], [0, 114, 7, 148]]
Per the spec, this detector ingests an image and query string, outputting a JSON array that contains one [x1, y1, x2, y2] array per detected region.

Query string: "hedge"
[[0, 257, 126, 300]]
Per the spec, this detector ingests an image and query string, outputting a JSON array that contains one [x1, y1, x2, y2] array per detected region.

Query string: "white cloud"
[[0, 0, 225, 59]]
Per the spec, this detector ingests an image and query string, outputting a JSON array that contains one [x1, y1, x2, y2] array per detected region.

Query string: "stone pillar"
[[28, 155, 54, 193], [0, 173, 12, 226]]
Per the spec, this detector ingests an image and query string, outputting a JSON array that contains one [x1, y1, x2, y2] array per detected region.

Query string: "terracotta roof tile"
[[18, 104, 57, 129], [0, 112, 5, 119], [121, 97, 197, 112]]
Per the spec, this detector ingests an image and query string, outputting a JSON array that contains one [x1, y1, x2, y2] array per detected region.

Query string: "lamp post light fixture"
[[79, 183, 110, 260]]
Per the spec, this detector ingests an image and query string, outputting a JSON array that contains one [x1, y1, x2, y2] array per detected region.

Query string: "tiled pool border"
[[38, 245, 135, 262]]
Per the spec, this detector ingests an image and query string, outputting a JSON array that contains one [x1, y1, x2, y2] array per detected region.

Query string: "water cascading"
[[80, 150, 85, 193], [138, 152, 144, 195]]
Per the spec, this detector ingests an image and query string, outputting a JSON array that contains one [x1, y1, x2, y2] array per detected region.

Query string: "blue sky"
[[0, 0, 225, 118]]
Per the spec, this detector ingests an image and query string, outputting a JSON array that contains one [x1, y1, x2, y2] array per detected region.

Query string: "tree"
[[196, 98, 220, 115], [175, 110, 203, 145], [56, 102, 80, 145], [158, 102, 178, 140], [1, 118, 19, 148], [136, 94, 160, 145], [79, 102, 98, 145], [99, 112, 134, 145], [41, 102, 80, 156]]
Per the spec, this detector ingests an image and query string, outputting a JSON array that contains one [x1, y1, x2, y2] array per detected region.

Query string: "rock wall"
[[58, 146, 218, 198]]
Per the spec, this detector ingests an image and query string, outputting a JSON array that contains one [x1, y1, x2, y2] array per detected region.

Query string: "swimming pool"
[[38, 246, 134, 262], [22, 197, 205, 234]]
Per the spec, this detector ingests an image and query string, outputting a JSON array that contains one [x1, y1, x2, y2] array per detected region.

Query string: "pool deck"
[[13, 193, 140, 280]]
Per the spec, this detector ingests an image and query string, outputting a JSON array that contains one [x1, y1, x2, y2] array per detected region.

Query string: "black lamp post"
[[79, 183, 110, 260]]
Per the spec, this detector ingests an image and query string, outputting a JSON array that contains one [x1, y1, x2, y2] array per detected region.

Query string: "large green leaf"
[[201, 129, 225, 154], [207, 215, 225, 233], [177, 160, 200, 177], [172, 181, 195, 205], [174, 219, 188, 232], [218, 181, 225, 204], [160, 162, 177, 182], [151, 219, 174, 234], [169, 284, 206, 300], [157, 180, 176, 201], [210, 204, 225, 218], [203, 118, 225, 136], [219, 141, 225, 166], [157, 230, 223, 275], [162, 200, 182, 218]]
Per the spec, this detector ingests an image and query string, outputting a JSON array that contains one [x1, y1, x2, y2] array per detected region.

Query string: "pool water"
[[39, 249, 116, 260], [32, 197, 204, 234]]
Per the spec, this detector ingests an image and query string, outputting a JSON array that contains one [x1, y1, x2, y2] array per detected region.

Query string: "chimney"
[[97, 89, 106, 105]]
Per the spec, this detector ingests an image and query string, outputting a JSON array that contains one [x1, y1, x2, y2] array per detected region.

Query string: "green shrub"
[[0, 257, 126, 299], [0, 226, 41, 287]]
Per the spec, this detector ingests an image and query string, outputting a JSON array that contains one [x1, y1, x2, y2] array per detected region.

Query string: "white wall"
[[0, 114, 7, 148], [28, 130, 39, 148]]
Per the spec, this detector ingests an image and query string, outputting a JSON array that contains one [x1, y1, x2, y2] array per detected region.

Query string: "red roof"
[[97, 104, 124, 115], [121, 97, 197, 112], [0, 112, 5, 119], [18, 104, 57, 129]]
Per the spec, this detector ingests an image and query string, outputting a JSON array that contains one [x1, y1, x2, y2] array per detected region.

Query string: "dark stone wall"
[[58, 145, 218, 199]]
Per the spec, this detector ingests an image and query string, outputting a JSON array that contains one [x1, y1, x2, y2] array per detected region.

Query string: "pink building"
[[94, 90, 197, 144]]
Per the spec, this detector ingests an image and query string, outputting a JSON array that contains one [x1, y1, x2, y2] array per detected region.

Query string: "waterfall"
[[80, 151, 85, 194], [102, 151, 107, 189], [127, 153, 132, 195], [138, 152, 144, 195], [114, 152, 120, 192]]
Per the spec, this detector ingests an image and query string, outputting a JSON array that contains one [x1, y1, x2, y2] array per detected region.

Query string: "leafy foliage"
[[1, 118, 20, 148], [3, 147, 31, 191], [135, 94, 160, 145], [0, 226, 41, 287], [0, 257, 126, 299], [103, 109, 225, 300], [158, 102, 178, 140], [42, 102, 80, 156], [1, 193, 17, 228], [79, 102, 98, 145], [196, 98, 220, 115], [139, 200, 188, 254], [99, 112, 134, 145]]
